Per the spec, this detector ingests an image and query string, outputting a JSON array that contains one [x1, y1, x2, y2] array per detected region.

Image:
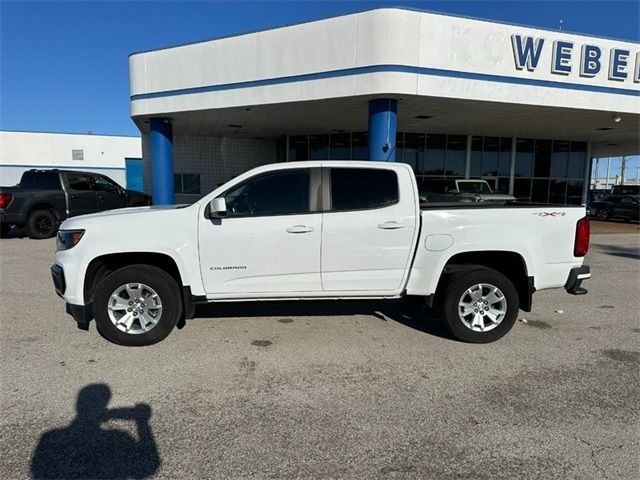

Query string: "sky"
[[1, 0, 638, 176]]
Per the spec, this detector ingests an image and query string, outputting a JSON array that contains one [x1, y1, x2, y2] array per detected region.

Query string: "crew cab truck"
[[51, 161, 591, 346], [0, 169, 150, 239]]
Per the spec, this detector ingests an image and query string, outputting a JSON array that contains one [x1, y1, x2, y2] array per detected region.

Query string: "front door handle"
[[286, 225, 314, 234], [378, 221, 406, 230]]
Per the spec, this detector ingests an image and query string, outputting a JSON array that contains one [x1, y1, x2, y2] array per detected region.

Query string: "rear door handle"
[[286, 225, 314, 234], [378, 221, 406, 230]]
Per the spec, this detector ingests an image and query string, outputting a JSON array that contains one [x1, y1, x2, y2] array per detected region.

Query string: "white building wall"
[[142, 134, 276, 203], [0, 131, 141, 187]]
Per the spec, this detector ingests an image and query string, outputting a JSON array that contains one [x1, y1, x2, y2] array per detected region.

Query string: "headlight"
[[56, 230, 85, 251]]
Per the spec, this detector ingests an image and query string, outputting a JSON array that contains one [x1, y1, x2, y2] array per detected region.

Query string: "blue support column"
[[149, 118, 174, 205], [368, 98, 397, 162]]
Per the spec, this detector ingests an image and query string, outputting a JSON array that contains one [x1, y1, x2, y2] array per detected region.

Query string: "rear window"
[[19, 171, 61, 190], [330, 168, 398, 211], [66, 174, 92, 191]]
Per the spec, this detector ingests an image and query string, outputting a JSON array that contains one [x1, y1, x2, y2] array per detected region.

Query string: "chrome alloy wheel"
[[458, 283, 507, 333], [107, 283, 163, 335]]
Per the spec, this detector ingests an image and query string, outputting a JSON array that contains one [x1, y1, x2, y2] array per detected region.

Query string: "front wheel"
[[596, 208, 609, 221], [93, 265, 182, 346], [439, 268, 519, 343]]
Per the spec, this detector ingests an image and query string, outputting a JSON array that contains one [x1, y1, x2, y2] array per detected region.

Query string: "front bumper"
[[51, 264, 66, 297], [564, 265, 590, 295]]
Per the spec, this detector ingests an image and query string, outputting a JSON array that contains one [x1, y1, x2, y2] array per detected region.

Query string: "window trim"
[[323, 167, 400, 214], [214, 168, 316, 219]]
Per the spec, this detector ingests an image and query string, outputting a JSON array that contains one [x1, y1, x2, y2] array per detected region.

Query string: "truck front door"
[[91, 175, 127, 212], [320, 166, 418, 292], [198, 168, 322, 296]]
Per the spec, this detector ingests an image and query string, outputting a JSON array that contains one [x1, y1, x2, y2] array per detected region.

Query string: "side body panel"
[[406, 206, 587, 296]]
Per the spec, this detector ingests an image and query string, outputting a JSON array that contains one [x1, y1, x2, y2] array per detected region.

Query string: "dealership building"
[[129, 7, 639, 205]]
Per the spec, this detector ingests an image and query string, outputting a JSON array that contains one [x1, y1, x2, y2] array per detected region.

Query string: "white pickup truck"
[[51, 161, 591, 346]]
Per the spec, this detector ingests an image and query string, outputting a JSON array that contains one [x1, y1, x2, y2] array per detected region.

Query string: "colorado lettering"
[[511, 34, 639, 82]]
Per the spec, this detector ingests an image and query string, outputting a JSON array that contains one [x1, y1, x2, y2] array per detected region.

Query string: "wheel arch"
[[436, 250, 533, 312], [83, 252, 185, 305]]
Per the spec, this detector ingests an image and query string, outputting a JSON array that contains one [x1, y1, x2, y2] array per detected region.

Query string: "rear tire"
[[596, 208, 609, 221], [439, 267, 519, 343], [25, 209, 57, 239], [94, 265, 182, 346]]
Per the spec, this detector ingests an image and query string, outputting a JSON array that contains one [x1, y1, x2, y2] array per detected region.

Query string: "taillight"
[[0, 193, 12, 210], [574, 217, 590, 257]]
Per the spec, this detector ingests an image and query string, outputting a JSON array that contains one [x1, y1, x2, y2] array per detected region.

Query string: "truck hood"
[[60, 205, 191, 229]]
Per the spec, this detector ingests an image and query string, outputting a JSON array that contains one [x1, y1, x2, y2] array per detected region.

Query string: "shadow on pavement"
[[194, 298, 454, 340], [31, 384, 160, 479], [593, 244, 640, 260]]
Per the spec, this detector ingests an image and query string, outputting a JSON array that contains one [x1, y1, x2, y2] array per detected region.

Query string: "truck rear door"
[[64, 173, 98, 216], [320, 166, 418, 292]]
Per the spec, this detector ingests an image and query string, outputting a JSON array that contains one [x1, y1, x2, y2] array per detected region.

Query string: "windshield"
[[456, 181, 493, 194]]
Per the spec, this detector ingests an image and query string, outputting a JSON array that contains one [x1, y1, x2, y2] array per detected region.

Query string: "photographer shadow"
[[31, 384, 160, 479]]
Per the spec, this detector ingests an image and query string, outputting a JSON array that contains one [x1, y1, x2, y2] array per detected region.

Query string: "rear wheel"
[[25, 209, 57, 239], [439, 268, 519, 343], [94, 265, 182, 346], [596, 208, 609, 221]]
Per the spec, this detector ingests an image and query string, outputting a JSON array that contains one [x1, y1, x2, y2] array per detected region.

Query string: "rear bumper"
[[564, 265, 590, 295]]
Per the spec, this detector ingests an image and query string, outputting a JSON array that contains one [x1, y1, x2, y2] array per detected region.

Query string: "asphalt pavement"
[[0, 228, 638, 479]]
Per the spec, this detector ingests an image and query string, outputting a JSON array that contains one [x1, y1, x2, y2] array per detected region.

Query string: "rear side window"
[[224, 169, 310, 216], [330, 168, 398, 211], [20, 171, 61, 190], [66, 174, 92, 192]]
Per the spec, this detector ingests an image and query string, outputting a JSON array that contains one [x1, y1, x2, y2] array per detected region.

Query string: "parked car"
[[0, 169, 150, 239], [51, 161, 590, 346], [419, 178, 515, 204], [589, 195, 640, 222], [611, 185, 640, 196]]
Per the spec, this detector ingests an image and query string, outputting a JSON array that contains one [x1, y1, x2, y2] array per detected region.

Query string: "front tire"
[[25, 209, 57, 239], [439, 268, 519, 343], [94, 265, 182, 346], [596, 208, 609, 221]]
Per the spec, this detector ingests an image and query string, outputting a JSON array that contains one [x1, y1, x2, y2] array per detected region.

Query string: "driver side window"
[[223, 169, 310, 217], [91, 176, 120, 194]]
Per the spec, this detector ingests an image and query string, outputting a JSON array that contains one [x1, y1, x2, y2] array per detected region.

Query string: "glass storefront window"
[[498, 137, 512, 177], [351, 132, 368, 160], [445, 135, 466, 177], [549, 179, 567, 204], [482, 136, 500, 176], [403, 133, 425, 173], [289, 135, 308, 161], [550, 140, 569, 178], [533, 139, 552, 177], [514, 178, 532, 202], [531, 178, 550, 203], [469, 136, 483, 177], [567, 179, 584, 205], [567, 142, 586, 178], [425, 134, 446, 175], [330, 132, 351, 160], [515, 139, 534, 177], [309, 134, 329, 160]]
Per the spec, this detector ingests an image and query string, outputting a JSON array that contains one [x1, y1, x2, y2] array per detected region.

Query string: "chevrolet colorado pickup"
[[0, 169, 150, 239], [51, 161, 591, 346]]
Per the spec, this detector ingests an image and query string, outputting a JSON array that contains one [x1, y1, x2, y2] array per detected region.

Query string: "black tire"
[[439, 267, 519, 343], [595, 208, 609, 221], [0, 223, 11, 238], [25, 209, 57, 239], [93, 265, 182, 346]]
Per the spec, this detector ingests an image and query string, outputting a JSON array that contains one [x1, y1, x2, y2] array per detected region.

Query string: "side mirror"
[[209, 197, 227, 218]]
